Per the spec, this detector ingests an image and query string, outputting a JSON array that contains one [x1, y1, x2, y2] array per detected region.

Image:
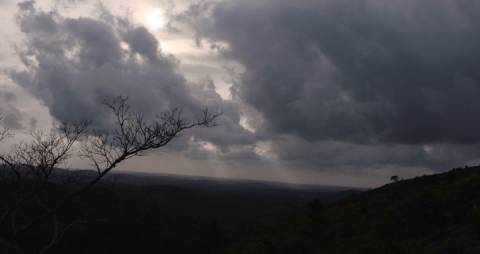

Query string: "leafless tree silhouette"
[[0, 98, 220, 254]]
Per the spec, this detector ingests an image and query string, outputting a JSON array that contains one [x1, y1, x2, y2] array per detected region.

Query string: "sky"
[[1, 0, 480, 188]]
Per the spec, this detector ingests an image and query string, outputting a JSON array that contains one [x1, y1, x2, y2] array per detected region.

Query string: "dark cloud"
[[7, 0, 480, 180], [0, 91, 22, 129], [158, 0, 480, 175], [123, 27, 160, 62], [197, 0, 480, 145], [269, 135, 480, 172], [9, 2, 254, 151]]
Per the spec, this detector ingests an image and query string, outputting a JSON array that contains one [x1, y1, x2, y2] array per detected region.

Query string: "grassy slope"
[[228, 167, 480, 254]]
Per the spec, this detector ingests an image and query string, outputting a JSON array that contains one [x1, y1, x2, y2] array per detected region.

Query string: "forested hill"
[[229, 166, 480, 254], [3, 167, 480, 253], [0, 169, 357, 254]]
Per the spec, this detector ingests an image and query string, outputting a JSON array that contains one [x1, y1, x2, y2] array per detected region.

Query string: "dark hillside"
[[229, 166, 480, 254], [3, 167, 479, 253], [0, 170, 356, 254]]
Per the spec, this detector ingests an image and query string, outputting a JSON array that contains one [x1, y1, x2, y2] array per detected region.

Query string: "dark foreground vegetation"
[[232, 166, 480, 254], [2, 166, 480, 254]]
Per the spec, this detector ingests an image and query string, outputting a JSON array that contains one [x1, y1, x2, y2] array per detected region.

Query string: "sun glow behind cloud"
[[145, 10, 166, 30]]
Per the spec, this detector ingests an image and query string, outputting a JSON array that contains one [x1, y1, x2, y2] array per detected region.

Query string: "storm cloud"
[[196, 0, 480, 145], [2, 0, 480, 186], [9, 1, 254, 150], [12, 3, 195, 124]]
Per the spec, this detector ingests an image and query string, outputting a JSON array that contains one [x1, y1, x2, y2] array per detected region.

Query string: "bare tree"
[[0, 121, 90, 254], [0, 98, 220, 254]]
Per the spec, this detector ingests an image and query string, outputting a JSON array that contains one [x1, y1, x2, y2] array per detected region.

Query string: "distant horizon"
[[113, 169, 368, 190]]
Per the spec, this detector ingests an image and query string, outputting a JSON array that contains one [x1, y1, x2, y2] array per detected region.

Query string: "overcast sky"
[[1, 0, 479, 188]]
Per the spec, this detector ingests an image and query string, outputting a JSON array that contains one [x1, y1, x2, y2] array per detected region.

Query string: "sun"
[[145, 10, 165, 30]]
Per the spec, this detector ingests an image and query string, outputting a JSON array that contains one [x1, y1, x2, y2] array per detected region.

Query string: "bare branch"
[[81, 97, 220, 176], [0, 115, 11, 143], [38, 214, 59, 254], [0, 121, 90, 252], [0, 97, 220, 253]]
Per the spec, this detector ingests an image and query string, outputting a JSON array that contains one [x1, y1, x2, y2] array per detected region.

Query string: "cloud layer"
[[10, 1, 254, 150], [167, 0, 480, 174], [12, 2, 198, 125], [198, 0, 480, 145], [3, 0, 480, 185]]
